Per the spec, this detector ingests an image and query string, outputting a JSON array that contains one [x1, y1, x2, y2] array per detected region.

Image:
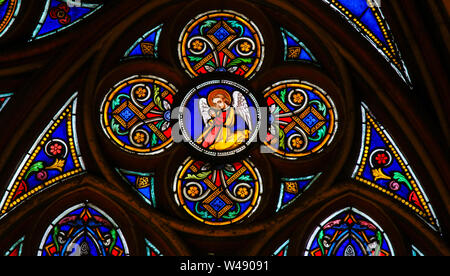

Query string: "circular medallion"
[[173, 157, 262, 226], [100, 75, 177, 155], [263, 80, 338, 159], [178, 79, 261, 158], [178, 10, 264, 79]]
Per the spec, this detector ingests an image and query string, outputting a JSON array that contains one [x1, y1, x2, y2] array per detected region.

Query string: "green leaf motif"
[[222, 203, 241, 219], [0, 0, 6, 6], [24, 162, 45, 180], [199, 20, 218, 35], [309, 125, 327, 142], [185, 171, 212, 180], [111, 94, 129, 110], [392, 172, 413, 191], [195, 202, 213, 219], [279, 127, 286, 150], [310, 100, 327, 117], [280, 89, 287, 103], [223, 170, 252, 181], [187, 56, 203, 63], [226, 58, 253, 68], [227, 20, 244, 36]]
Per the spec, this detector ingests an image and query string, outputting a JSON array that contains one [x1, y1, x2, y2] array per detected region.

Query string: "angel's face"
[[212, 95, 229, 110]]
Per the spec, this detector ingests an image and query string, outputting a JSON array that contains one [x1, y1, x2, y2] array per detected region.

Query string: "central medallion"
[[178, 79, 261, 158]]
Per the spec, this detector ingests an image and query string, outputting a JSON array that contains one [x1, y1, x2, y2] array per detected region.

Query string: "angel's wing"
[[199, 98, 211, 125], [233, 91, 253, 131]]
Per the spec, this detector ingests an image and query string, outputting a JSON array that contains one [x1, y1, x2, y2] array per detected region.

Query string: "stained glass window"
[[178, 10, 264, 79], [173, 157, 262, 226], [352, 103, 440, 232], [411, 245, 424, 256], [0, 93, 85, 219], [0, 0, 21, 38], [30, 0, 102, 41], [37, 202, 129, 256], [100, 75, 177, 155], [322, 0, 412, 87], [124, 24, 163, 59], [304, 207, 395, 256]]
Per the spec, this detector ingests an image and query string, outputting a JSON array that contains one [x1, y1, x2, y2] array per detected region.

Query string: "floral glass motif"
[[352, 103, 440, 232], [173, 157, 262, 226], [305, 207, 395, 256], [0, 92, 13, 112], [276, 173, 321, 212], [124, 24, 163, 59], [0, 93, 85, 219], [178, 79, 261, 157], [263, 80, 338, 160], [38, 202, 129, 256], [178, 10, 264, 79], [322, 0, 411, 87], [100, 75, 177, 155], [31, 0, 102, 41], [0, 0, 21, 38], [116, 168, 156, 207], [281, 27, 318, 64], [4, 236, 24, 256]]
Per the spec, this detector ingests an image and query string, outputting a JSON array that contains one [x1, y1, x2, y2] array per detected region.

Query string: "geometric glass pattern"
[[124, 24, 163, 59], [30, 0, 102, 41], [145, 238, 163, 256], [276, 173, 322, 212], [0, 0, 21, 38], [263, 80, 338, 160], [100, 75, 177, 155], [322, 0, 412, 87], [3, 236, 24, 256], [37, 202, 129, 256], [173, 157, 262, 226], [116, 168, 156, 207], [352, 103, 440, 232], [0, 93, 86, 219], [304, 207, 395, 256], [272, 240, 289, 256], [0, 92, 13, 112], [281, 27, 318, 64], [178, 10, 265, 79]]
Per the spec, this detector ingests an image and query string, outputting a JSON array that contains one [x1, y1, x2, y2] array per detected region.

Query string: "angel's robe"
[[196, 106, 250, 151]]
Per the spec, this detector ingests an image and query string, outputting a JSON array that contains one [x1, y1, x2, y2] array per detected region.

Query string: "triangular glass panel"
[[281, 27, 318, 64], [116, 168, 156, 207], [322, 0, 412, 87], [30, 0, 102, 41], [124, 24, 163, 59], [352, 103, 440, 232], [0, 93, 85, 219], [276, 173, 321, 212]]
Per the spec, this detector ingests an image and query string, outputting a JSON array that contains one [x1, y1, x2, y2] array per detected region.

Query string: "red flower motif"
[[375, 153, 388, 164], [49, 3, 71, 25], [50, 143, 63, 156]]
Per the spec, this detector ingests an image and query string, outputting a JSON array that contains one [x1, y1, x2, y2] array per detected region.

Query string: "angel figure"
[[196, 89, 253, 151]]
